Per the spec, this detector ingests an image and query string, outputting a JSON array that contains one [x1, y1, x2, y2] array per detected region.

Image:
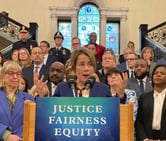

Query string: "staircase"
[[0, 11, 38, 59], [0, 36, 13, 50], [139, 21, 166, 61]]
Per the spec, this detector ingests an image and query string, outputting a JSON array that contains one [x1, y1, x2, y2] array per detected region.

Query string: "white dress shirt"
[[51, 83, 57, 96], [43, 54, 48, 65]]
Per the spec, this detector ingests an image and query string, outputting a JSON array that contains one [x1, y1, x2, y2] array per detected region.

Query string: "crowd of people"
[[0, 26, 166, 141]]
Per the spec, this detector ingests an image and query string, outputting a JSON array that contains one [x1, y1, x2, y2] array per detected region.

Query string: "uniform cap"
[[20, 26, 29, 33], [54, 31, 64, 40]]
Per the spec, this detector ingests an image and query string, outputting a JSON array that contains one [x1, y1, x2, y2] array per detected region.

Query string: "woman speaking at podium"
[[0, 61, 34, 141], [53, 48, 111, 97]]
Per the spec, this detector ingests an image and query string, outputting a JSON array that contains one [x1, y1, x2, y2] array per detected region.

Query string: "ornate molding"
[[49, 7, 78, 17], [73, 0, 105, 8], [100, 8, 128, 19]]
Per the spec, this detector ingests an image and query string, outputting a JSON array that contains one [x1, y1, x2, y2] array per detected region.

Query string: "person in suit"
[[22, 47, 49, 89], [47, 61, 65, 96], [12, 26, 38, 54], [98, 50, 117, 82], [0, 61, 34, 141], [118, 52, 137, 78], [84, 32, 105, 61], [54, 48, 111, 97], [40, 40, 57, 68], [49, 31, 71, 64], [71, 37, 81, 51], [126, 59, 153, 98], [118, 47, 134, 64], [135, 63, 166, 141]]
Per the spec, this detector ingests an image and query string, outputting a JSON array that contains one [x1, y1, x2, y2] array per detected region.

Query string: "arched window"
[[106, 22, 120, 55], [50, 3, 128, 54], [58, 21, 72, 50], [78, 4, 100, 46]]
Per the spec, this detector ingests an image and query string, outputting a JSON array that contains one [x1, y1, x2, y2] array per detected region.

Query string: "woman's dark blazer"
[[135, 90, 166, 141], [53, 82, 111, 97]]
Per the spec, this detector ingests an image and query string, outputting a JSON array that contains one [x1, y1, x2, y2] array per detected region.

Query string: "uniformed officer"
[[12, 26, 38, 54], [49, 31, 71, 64]]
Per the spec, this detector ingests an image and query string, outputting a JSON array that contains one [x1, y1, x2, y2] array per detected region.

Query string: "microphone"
[[67, 76, 77, 97], [84, 76, 96, 90], [67, 75, 77, 89]]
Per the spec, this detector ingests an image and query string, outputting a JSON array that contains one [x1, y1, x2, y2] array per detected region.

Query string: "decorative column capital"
[[120, 15, 127, 21], [100, 15, 106, 21], [50, 14, 57, 20]]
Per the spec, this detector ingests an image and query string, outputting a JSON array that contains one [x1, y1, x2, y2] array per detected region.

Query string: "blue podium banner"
[[35, 97, 120, 141]]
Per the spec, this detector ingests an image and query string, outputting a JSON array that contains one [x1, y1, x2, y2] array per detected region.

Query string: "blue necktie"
[[139, 80, 144, 94], [131, 70, 134, 78]]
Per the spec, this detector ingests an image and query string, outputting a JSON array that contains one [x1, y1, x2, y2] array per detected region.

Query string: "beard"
[[50, 75, 63, 85], [135, 71, 148, 80]]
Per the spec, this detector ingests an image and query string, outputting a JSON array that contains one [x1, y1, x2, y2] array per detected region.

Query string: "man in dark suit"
[[40, 40, 57, 68], [118, 52, 137, 78], [49, 31, 71, 64], [118, 47, 134, 64], [71, 37, 81, 51], [22, 47, 49, 89], [135, 63, 166, 141], [12, 26, 38, 54], [47, 62, 65, 96], [126, 59, 153, 98]]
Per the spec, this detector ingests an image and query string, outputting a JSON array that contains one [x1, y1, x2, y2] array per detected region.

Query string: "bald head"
[[89, 32, 97, 44], [31, 47, 44, 65], [49, 62, 65, 85]]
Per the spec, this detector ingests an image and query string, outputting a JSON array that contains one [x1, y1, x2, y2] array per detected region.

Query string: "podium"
[[23, 100, 134, 141]]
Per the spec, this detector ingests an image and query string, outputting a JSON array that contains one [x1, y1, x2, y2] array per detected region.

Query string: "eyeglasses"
[[6, 71, 22, 76], [72, 43, 80, 46], [126, 58, 136, 61], [19, 52, 27, 55]]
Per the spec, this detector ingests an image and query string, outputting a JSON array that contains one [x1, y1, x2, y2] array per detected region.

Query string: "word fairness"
[[49, 104, 107, 138]]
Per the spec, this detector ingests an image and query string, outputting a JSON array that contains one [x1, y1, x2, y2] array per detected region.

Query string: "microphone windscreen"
[[85, 76, 96, 89], [67, 75, 77, 89]]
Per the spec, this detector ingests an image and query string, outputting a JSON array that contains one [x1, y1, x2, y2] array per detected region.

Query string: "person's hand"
[[91, 73, 100, 82], [35, 75, 48, 97], [122, 72, 128, 89], [115, 75, 125, 98], [7, 134, 22, 141]]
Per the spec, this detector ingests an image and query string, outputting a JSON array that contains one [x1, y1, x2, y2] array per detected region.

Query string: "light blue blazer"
[[0, 89, 34, 140]]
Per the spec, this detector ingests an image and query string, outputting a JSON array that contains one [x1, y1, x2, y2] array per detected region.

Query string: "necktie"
[[139, 80, 144, 94], [131, 70, 134, 78], [35, 66, 39, 73]]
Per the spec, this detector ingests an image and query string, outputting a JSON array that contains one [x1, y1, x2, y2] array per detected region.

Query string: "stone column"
[[120, 15, 127, 54], [71, 14, 78, 38], [100, 9, 107, 47], [50, 14, 58, 47]]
